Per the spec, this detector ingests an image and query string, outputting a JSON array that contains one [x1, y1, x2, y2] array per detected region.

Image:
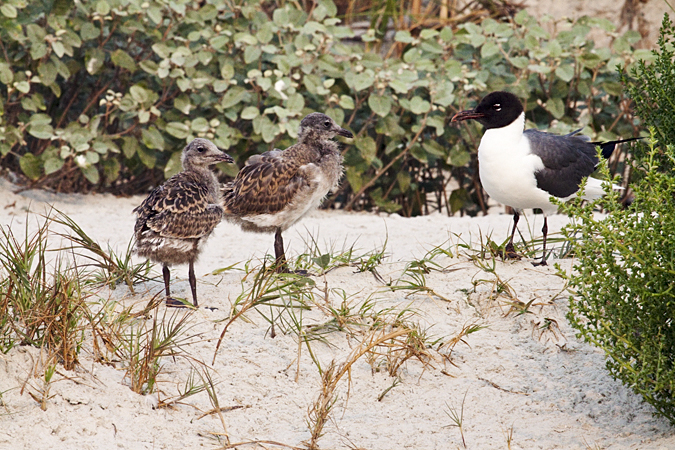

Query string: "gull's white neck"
[[484, 111, 525, 142]]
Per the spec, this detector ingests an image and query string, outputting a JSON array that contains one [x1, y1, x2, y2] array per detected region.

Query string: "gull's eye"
[[324, 120, 331, 128], [197, 146, 205, 153], [493, 103, 501, 111]]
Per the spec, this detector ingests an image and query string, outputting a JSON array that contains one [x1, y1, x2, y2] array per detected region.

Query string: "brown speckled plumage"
[[222, 113, 353, 268], [134, 138, 233, 306]]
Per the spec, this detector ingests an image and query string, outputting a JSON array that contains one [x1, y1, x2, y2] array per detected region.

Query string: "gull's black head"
[[182, 138, 233, 168], [298, 112, 353, 141], [451, 91, 524, 130]]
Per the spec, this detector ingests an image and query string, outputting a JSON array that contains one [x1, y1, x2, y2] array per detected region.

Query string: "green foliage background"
[[0, 0, 646, 215], [562, 14, 675, 424]]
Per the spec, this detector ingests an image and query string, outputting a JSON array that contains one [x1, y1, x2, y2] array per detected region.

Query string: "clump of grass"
[[24, 353, 57, 411], [0, 216, 89, 369], [213, 262, 315, 363], [445, 390, 468, 448], [388, 244, 459, 302], [438, 322, 486, 364], [305, 327, 412, 450], [114, 306, 198, 395], [50, 210, 152, 291]]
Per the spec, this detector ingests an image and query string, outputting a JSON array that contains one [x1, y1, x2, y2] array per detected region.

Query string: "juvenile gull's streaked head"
[[181, 138, 234, 169], [298, 113, 353, 141]]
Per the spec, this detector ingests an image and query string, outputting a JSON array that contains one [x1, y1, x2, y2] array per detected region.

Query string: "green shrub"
[[621, 14, 675, 173], [562, 15, 675, 424], [0, 0, 645, 214]]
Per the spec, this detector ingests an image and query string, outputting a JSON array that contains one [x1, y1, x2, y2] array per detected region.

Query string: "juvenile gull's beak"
[[213, 152, 234, 164], [451, 109, 485, 122], [337, 128, 354, 138]]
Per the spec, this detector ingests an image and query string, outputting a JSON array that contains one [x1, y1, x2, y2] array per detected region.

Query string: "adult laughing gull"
[[222, 113, 353, 272], [452, 91, 638, 265]]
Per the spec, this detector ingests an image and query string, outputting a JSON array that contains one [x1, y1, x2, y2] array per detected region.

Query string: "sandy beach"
[[0, 178, 673, 450]]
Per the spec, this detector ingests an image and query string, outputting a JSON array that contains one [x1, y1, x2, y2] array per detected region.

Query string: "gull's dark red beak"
[[451, 109, 485, 122]]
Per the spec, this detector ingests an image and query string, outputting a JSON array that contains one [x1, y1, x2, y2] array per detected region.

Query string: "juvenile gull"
[[452, 91, 639, 265], [134, 138, 233, 307], [222, 112, 353, 271]]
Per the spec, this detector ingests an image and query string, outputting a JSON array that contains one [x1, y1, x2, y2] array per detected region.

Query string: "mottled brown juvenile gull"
[[222, 112, 353, 271], [134, 138, 233, 307]]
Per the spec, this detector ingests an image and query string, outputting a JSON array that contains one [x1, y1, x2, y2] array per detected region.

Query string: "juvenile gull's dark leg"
[[274, 227, 288, 272], [503, 211, 522, 260], [165, 265, 184, 308], [163, 265, 171, 298], [188, 261, 198, 307]]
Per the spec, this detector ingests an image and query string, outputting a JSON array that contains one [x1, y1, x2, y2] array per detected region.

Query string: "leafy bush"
[[0, 0, 645, 214], [562, 15, 675, 424], [621, 14, 675, 173]]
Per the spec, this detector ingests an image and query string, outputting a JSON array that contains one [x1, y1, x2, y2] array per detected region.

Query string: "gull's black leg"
[[503, 211, 522, 260], [533, 216, 549, 266]]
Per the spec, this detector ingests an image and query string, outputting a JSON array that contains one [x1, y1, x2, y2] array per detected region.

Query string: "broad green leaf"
[[164, 151, 182, 178], [481, 41, 500, 58], [0, 63, 13, 85], [527, 64, 551, 74], [286, 93, 304, 113], [28, 123, 54, 139], [0, 4, 17, 18], [394, 31, 413, 43], [345, 166, 363, 192], [345, 71, 374, 92], [20, 154, 42, 180], [240, 106, 259, 120], [44, 158, 64, 175], [423, 140, 445, 158], [546, 97, 565, 119], [130, 85, 149, 104], [14, 81, 30, 94], [147, 6, 162, 24], [355, 136, 376, 164], [191, 117, 209, 133], [122, 136, 139, 159], [448, 147, 471, 167], [81, 165, 100, 184], [80, 22, 99, 41], [30, 114, 52, 125], [244, 46, 262, 64], [142, 127, 164, 150], [221, 87, 247, 109], [111, 49, 136, 72], [580, 52, 602, 69], [85, 48, 105, 75], [339, 95, 355, 110], [51, 41, 66, 58], [555, 65, 575, 82], [38, 62, 57, 86], [433, 80, 455, 107], [166, 122, 190, 139], [96, 0, 110, 16], [368, 95, 391, 117], [409, 96, 430, 114]]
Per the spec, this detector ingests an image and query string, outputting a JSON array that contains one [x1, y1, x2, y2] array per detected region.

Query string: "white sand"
[[0, 179, 673, 450]]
